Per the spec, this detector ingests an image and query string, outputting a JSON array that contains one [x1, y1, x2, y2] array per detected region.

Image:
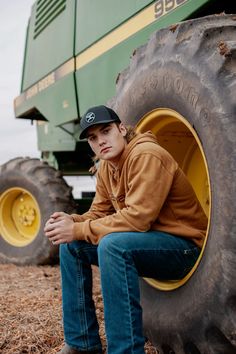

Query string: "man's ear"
[[118, 122, 127, 137]]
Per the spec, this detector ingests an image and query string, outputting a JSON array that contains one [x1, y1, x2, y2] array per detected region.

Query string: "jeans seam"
[[124, 259, 135, 353], [76, 258, 89, 349], [121, 250, 144, 353], [122, 248, 200, 259]]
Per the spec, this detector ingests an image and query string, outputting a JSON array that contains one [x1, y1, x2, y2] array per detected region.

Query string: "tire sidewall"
[[0, 170, 56, 264], [0, 160, 76, 265], [113, 57, 236, 346]]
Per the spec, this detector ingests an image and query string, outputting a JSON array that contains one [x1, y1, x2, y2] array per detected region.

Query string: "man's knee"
[[59, 243, 76, 263], [59, 243, 70, 258], [97, 233, 125, 259], [59, 240, 87, 259], [60, 240, 99, 266]]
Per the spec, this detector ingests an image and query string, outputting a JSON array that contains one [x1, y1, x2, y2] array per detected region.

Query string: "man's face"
[[87, 122, 127, 166]]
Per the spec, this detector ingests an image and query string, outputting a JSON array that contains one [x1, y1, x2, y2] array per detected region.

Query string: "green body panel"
[[22, 0, 75, 90], [14, 0, 235, 160], [76, 0, 210, 115], [75, 0, 153, 53], [37, 122, 76, 151], [16, 73, 78, 126]]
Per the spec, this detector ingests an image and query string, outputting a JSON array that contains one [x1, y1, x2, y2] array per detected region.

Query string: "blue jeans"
[[59, 231, 200, 353]]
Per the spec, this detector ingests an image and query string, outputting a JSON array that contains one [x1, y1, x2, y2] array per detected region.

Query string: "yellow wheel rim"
[[136, 108, 211, 291], [0, 187, 41, 247]]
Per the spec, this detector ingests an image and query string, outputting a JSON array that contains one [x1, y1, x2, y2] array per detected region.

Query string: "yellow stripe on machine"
[[76, 0, 187, 69]]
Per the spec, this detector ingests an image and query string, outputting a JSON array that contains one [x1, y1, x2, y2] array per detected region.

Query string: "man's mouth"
[[101, 147, 111, 154]]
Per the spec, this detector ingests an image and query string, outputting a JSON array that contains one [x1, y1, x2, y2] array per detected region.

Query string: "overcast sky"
[[0, 0, 39, 166]]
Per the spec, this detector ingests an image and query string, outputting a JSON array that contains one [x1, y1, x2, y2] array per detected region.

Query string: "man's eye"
[[88, 136, 95, 142]]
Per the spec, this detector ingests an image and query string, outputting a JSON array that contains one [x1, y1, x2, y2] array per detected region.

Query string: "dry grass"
[[0, 264, 158, 354]]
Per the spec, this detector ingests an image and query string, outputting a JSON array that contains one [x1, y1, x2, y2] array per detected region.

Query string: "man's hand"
[[44, 212, 75, 245]]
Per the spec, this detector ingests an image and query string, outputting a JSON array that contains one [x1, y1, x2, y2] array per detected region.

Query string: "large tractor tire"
[[111, 14, 236, 354], [0, 157, 76, 265]]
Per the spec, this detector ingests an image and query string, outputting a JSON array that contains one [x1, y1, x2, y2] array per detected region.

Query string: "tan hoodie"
[[72, 132, 208, 247]]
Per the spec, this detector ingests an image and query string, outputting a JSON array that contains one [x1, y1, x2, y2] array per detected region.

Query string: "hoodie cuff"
[[73, 219, 100, 244], [71, 214, 84, 222]]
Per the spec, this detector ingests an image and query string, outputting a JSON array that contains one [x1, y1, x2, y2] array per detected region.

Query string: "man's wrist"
[[72, 222, 85, 241], [71, 213, 84, 223]]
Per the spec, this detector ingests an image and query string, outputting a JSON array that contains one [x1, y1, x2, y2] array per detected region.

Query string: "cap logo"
[[85, 112, 95, 123]]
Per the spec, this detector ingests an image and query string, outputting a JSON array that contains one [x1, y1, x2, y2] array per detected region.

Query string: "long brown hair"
[[124, 125, 137, 143]]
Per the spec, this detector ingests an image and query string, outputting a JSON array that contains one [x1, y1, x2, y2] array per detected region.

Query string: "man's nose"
[[98, 137, 106, 146]]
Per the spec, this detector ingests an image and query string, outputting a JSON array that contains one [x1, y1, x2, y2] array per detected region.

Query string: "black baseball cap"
[[79, 105, 121, 139]]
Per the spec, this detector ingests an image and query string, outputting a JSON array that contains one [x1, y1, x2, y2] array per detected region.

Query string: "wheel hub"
[[18, 204, 36, 226], [0, 188, 40, 247]]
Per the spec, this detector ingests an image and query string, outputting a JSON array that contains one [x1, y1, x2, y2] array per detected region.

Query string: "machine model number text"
[[154, 0, 188, 19]]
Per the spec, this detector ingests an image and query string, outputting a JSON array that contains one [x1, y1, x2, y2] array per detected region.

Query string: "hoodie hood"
[[113, 131, 159, 171]]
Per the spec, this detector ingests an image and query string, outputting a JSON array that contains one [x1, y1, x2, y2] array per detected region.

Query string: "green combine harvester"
[[0, 0, 235, 352]]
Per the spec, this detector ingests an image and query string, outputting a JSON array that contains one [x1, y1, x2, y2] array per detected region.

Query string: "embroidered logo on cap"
[[85, 112, 95, 123]]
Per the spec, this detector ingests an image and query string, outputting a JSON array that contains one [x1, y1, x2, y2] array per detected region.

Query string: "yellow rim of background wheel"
[[0, 187, 41, 247], [136, 108, 211, 291]]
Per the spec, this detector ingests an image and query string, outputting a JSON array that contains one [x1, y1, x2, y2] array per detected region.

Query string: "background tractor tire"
[[0, 157, 76, 265], [111, 14, 236, 354]]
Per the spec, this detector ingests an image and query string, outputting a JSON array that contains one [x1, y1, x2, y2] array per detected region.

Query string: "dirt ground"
[[0, 264, 158, 354]]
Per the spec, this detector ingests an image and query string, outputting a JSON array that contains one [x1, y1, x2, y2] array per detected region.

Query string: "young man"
[[44, 105, 207, 354]]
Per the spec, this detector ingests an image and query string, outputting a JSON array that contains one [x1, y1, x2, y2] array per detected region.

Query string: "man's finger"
[[50, 216, 66, 223], [45, 228, 59, 238], [44, 222, 56, 233], [45, 217, 56, 228], [50, 212, 66, 219], [51, 239, 64, 245], [48, 234, 60, 242], [49, 235, 67, 245]]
